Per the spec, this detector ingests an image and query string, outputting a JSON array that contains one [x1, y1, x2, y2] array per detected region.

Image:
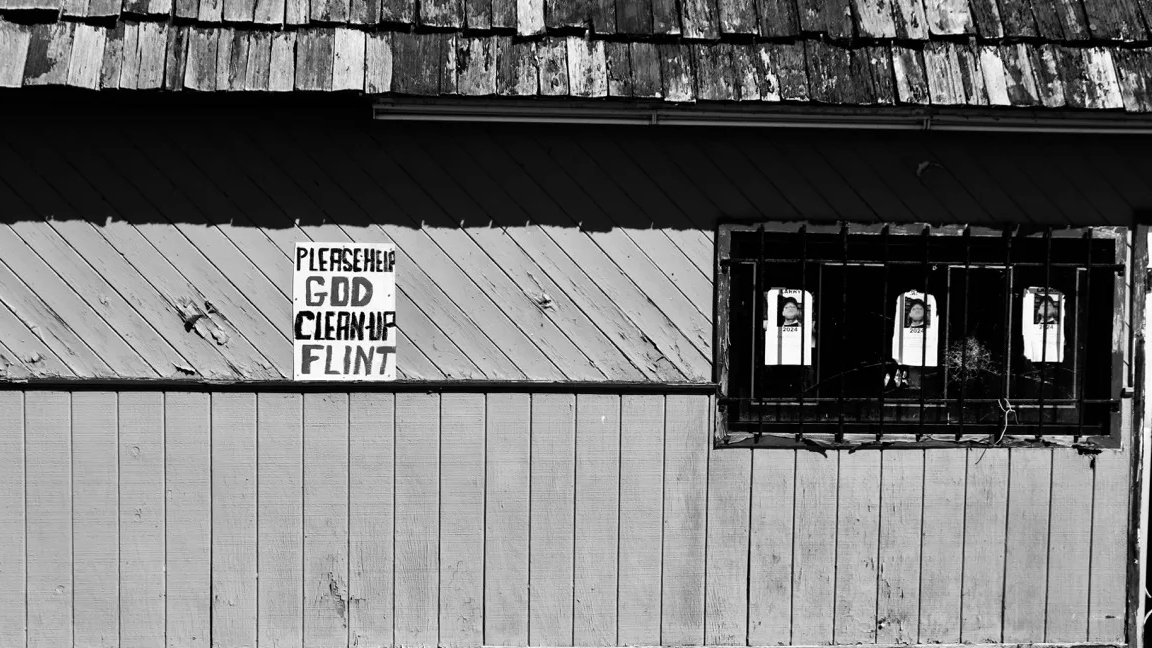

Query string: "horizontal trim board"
[[475, 644, 1128, 648], [0, 379, 720, 394], [718, 432, 1121, 451], [375, 100, 1152, 135]]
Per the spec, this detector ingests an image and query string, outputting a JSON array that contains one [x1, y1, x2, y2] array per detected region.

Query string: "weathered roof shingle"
[[3, 0, 1152, 111]]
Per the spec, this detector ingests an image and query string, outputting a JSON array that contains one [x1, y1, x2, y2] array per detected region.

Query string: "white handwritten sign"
[[293, 242, 396, 381]]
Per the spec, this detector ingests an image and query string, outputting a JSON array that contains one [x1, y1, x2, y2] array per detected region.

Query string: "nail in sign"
[[293, 242, 397, 380]]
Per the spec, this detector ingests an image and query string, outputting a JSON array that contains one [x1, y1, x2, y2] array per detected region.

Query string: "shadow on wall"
[[0, 90, 1149, 230]]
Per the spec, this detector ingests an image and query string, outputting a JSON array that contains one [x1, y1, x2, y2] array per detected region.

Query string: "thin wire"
[[976, 398, 1016, 466], [995, 398, 1016, 445]]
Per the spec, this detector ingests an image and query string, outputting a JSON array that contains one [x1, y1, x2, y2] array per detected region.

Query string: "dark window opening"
[[716, 223, 1138, 448]]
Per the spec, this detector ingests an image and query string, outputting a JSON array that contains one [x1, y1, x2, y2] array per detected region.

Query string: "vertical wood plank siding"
[[0, 390, 1133, 648], [256, 393, 305, 648], [0, 392, 26, 648], [25, 391, 72, 648]]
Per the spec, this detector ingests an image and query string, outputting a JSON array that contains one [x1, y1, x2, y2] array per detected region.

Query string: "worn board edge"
[[1126, 224, 1149, 648]]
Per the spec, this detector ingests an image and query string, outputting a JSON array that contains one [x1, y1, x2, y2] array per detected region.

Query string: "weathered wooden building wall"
[[0, 390, 1133, 648], [0, 114, 1145, 647]]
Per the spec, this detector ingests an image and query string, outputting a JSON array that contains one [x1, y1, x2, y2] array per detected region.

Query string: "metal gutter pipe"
[[373, 101, 1152, 135]]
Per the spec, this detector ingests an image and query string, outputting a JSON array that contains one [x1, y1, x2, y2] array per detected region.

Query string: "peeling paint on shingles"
[[926, 0, 973, 35], [0, 22, 31, 88], [23, 23, 74, 86], [893, 0, 929, 38], [1034, 45, 1065, 107], [537, 39, 568, 96], [1084, 47, 1123, 109], [980, 45, 1011, 105], [660, 44, 695, 103]]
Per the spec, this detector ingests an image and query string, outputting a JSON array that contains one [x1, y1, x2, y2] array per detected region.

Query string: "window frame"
[[714, 221, 1146, 451]]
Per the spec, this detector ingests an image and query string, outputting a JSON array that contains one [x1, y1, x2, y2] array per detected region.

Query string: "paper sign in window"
[[892, 290, 938, 367], [1023, 287, 1065, 363], [764, 288, 814, 366]]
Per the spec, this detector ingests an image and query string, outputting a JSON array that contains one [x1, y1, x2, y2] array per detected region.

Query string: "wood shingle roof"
[[2, 0, 1152, 110]]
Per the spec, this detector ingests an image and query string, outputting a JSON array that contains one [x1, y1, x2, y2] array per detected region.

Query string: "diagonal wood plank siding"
[[0, 390, 1132, 648], [3, 118, 1152, 383]]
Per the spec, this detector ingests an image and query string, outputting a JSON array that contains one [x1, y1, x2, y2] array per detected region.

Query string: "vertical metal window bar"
[[797, 226, 808, 441], [919, 226, 930, 440], [1076, 229, 1093, 440], [877, 226, 889, 442], [838, 225, 849, 441], [1001, 229, 1015, 434], [1037, 228, 1053, 439], [1127, 231, 1137, 389], [956, 227, 972, 441], [756, 226, 766, 443]]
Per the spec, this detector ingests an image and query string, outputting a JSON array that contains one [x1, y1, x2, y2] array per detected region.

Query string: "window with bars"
[[714, 223, 1144, 449]]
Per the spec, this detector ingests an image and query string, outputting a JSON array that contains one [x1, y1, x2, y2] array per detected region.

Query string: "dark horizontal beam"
[[0, 378, 720, 394], [375, 97, 1152, 135]]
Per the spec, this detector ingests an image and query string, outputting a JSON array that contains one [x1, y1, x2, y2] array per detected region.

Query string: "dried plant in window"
[[946, 336, 999, 387]]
